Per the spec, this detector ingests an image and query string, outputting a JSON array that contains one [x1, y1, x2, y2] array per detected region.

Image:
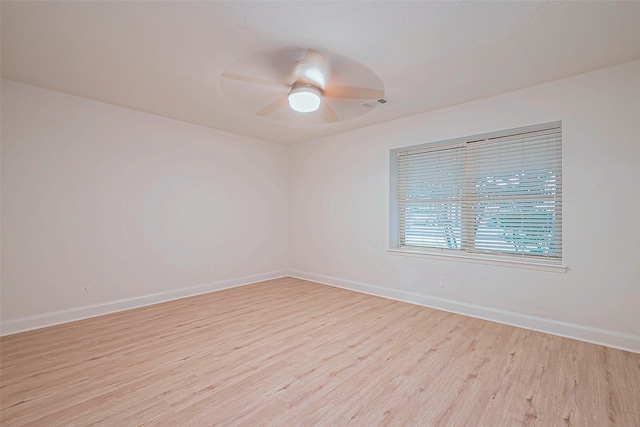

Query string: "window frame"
[[389, 122, 566, 273]]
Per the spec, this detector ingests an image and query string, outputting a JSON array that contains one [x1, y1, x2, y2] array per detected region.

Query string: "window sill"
[[387, 248, 567, 273]]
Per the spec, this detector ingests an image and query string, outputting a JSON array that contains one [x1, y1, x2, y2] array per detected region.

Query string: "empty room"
[[1, 1, 639, 426]]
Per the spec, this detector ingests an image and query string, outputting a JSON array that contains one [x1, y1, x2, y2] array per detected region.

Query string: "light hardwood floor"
[[1, 277, 639, 426]]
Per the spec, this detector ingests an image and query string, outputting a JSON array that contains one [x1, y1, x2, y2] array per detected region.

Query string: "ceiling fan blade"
[[221, 73, 290, 89], [303, 49, 326, 67], [256, 96, 288, 116], [324, 85, 384, 100], [317, 101, 338, 123]]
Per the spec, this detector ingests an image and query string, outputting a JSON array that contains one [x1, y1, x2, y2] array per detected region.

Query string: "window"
[[389, 122, 562, 269]]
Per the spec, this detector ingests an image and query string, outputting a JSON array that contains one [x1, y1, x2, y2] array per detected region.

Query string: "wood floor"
[[1, 277, 639, 426]]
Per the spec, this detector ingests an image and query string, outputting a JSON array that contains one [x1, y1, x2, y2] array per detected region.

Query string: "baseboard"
[[5, 269, 638, 354], [0, 270, 288, 336], [288, 270, 640, 354]]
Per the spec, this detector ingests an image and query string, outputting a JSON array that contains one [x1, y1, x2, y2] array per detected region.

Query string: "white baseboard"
[[0, 270, 288, 336], [5, 269, 638, 354], [288, 269, 640, 354]]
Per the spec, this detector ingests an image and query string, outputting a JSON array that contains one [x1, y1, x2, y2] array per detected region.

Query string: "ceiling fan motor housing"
[[289, 81, 323, 96], [294, 58, 326, 88]]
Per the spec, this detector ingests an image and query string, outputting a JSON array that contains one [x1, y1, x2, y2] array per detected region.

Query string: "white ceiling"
[[2, 1, 640, 145]]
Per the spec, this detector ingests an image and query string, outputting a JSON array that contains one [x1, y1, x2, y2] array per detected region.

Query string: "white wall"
[[3, 62, 639, 352], [1, 80, 289, 334], [289, 60, 640, 352]]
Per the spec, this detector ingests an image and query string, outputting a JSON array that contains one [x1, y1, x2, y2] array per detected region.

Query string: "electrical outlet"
[[437, 277, 444, 288], [84, 284, 92, 293], [204, 266, 211, 276]]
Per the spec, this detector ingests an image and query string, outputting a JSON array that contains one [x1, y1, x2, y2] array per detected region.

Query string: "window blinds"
[[397, 125, 562, 263]]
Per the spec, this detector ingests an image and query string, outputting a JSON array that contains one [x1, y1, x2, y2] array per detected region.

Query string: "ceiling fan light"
[[288, 84, 322, 113]]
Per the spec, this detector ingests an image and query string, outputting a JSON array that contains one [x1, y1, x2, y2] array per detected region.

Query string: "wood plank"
[[1, 277, 639, 426]]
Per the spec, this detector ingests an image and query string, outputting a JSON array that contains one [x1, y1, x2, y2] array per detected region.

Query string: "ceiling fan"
[[221, 49, 385, 123]]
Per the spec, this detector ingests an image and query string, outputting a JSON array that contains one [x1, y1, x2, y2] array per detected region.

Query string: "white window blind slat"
[[395, 123, 562, 263]]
